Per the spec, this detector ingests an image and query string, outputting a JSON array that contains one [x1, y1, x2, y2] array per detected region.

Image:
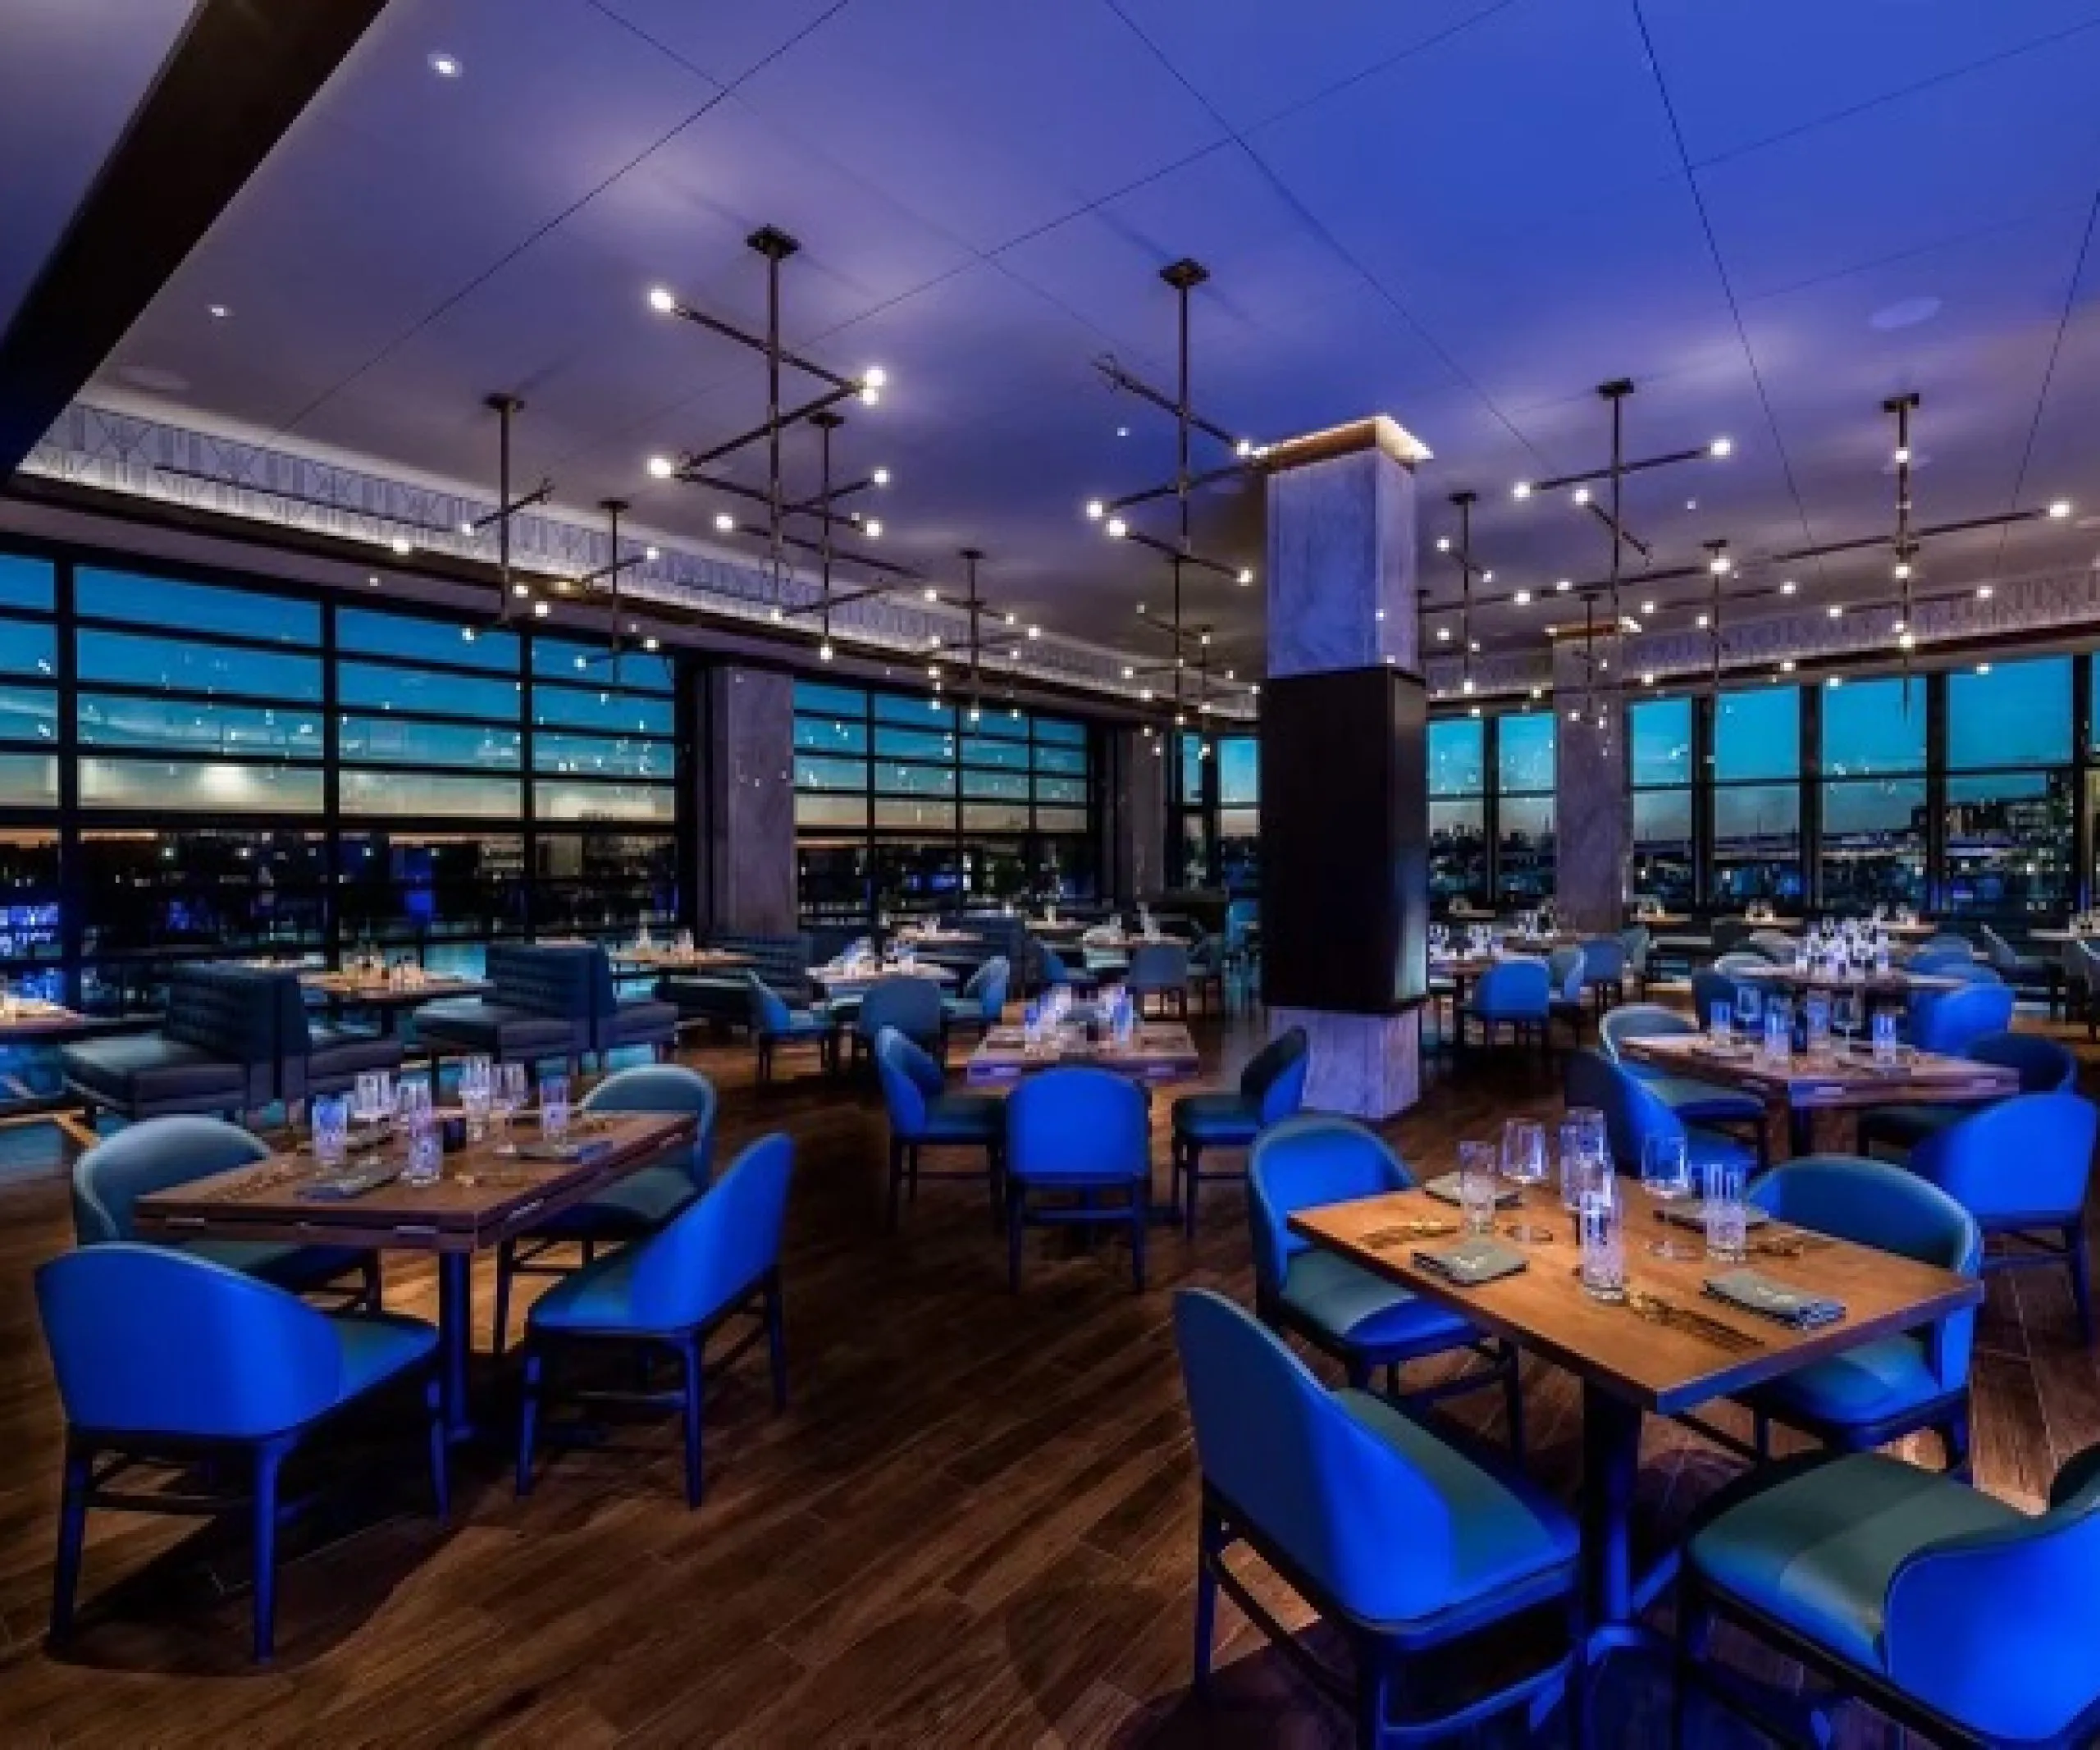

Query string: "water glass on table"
[[459, 1054, 492, 1142], [312, 1094, 350, 1168], [1577, 1181, 1627, 1302], [1760, 1005, 1792, 1067], [1456, 1140, 1500, 1237], [1872, 1008, 1901, 1066], [353, 1068, 392, 1131], [1706, 1000, 1732, 1044], [1641, 1133, 1696, 1258], [491, 1062, 526, 1150], [1734, 984, 1763, 1045], [395, 1071, 432, 1136], [1702, 1158, 1749, 1263], [401, 1111, 443, 1187], [1802, 992, 1832, 1062], [540, 1072, 571, 1144], [1500, 1117, 1553, 1243]]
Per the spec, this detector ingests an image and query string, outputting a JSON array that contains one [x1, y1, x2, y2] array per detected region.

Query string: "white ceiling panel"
[[591, 0, 847, 86]]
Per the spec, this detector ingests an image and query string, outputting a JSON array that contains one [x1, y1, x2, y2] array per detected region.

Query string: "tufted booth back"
[[710, 933, 815, 1001], [162, 964, 282, 1107], [487, 943, 596, 1025]]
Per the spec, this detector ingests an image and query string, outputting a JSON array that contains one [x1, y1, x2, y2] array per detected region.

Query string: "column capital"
[[1261, 415, 1433, 475]]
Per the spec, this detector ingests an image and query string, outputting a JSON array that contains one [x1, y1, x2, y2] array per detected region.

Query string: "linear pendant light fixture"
[[568, 496, 660, 682], [477, 391, 555, 624]]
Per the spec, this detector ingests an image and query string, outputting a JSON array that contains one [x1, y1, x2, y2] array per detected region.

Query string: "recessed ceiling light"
[[1236, 568, 1253, 586], [1710, 437, 1732, 458], [1828, 604, 1844, 619], [366, 574, 380, 588], [1976, 662, 1992, 675], [1869, 295, 1941, 332], [389, 536, 412, 555], [1555, 579, 1572, 593], [1684, 499, 1698, 512], [1780, 660, 1796, 674], [647, 455, 675, 480], [1641, 600, 1656, 615], [1105, 517, 1128, 539], [1436, 537, 1451, 552], [644, 545, 660, 562], [511, 582, 530, 598], [1826, 675, 1842, 688], [1513, 589, 1532, 605], [1696, 613, 1710, 628], [643, 636, 660, 652], [207, 304, 230, 321], [532, 600, 550, 618], [1116, 426, 1130, 438], [863, 367, 888, 390], [1641, 672, 1655, 686], [1899, 631, 1916, 649], [1977, 584, 1994, 600], [427, 52, 463, 78], [1572, 487, 1591, 505], [646, 286, 676, 313], [1512, 481, 1532, 500], [1530, 687, 1542, 700], [2049, 500, 2073, 519]]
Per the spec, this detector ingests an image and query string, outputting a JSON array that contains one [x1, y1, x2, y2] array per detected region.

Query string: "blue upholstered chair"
[[71, 1114, 381, 1310], [1906, 980, 2016, 1056], [1249, 1115, 1525, 1451], [1174, 1290, 1582, 1745], [1688, 966, 1742, 1030], [1618, 923, 1652, 996], [1599, 1003, 1767, 1143], [1003, 1067, 1151, 1292], [940, 955, 1010, 1038], [1981, 923, 2055, 1006], [1747, 929, 1800, 964], [1035, 941, 1099, 996], [1857, 1030, 2077, 1158], [491, 1064, 719, 1357], [36, 1245, 444, 1661], [1463, 957, 1551, 1057], [849, 973, 945, 1068], [1911, 957, 2003, 988], [1170, 1026, 1310, 1236], [1916, 930, 1974, 959], [1910, 1092, 2100, 1346], [1736, 1157, 1981, 1473], [1677, 1442, 2100, 1748], [1546, 944, 1589, 1044], [1563, 1049, 1756, 1179], [875, 1026, 1003, 1230], [517, 1132, 793, 1509], [745, 971, 833, 1085], [1125, 939, 1191, 1018]]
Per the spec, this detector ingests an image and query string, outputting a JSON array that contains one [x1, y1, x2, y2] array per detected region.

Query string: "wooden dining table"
[[134, 1111, 696, 1442], [1290, 1179, 1982, 1650], [806, 961, 957, 998], [964, 1019, 1201, 1085], [1729, 961, 1962, 998], [301, 970, 494, 1033], [1620, 1030, 2016, 1154], [605, 945, 755, 975]]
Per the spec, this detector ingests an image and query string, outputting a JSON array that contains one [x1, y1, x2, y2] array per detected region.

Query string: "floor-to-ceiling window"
[[1944, 655, 2073, 917], [1711, 684, 1803, 907], [1428, 716, 1487, 906], [791, 679, 1098, 929], [1494, 711, 1555, 906], [1819, 674, 1927, 912], [1628, 697, 1694, 908], [1217, 733, 1259, 895], [0, 541, 691, 1013]]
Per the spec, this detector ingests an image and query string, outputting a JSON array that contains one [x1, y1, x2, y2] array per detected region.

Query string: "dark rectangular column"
[[1550, 634, 1629, 934], [700, 665, 797, 934]]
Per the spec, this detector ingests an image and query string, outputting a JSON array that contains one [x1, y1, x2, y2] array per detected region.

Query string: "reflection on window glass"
[[0, 557, 55, 613], [0, 619, 56, 680], [1948, 656, 2070, 770], [338, 608, 519, 674], [340, 715, 520, 770], [533, 732, 673, 779], [1430, 797, 1486, 902], [1945, 770, 2073, 916], [1712, 781, 1801, 904], [1428, 719, 1484, 797], [1497, 795, 1555, 906], [530, 685, 674, 737], [340, 770, 520, 818], [80, 757, 320, 813], [1497, 714, 1555, 793], [1632, 788, 1694, 908], [534, 780, 677, 825], [76, 570, 320, 645], [532, 637, 673, 692], [1714, 688, 1799, 783], [0, 684, 57, 744], [80, 694, 322, 759], [1822, 779, 1926, 911], [1218, 738, 1258, 807], [339, 660, 520, 720], [1628, 698, 1691, 788], [80, 631, 322, 701], [1821, 678, 1924, 776]]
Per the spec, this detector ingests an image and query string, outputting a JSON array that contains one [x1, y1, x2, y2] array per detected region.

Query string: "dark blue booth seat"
[[587, 947, 677, 1062], [60, 962, 279, 1122], [264, 973, 404, 1104], [655, 932, 814, 1030], [414, 943, 591, 1071]]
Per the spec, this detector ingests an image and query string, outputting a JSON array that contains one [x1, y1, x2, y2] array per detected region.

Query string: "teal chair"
[[1170, 1026, 1310, 1236], [941, 955, 1010, 1038], [1175, 1290, 1582, 1746], [1677, 1442, 2100, 1748], [71, 1114, 380, 1310], [517, 1132, 794, 1508], [745, 971, 834, 1085], [1910, 1091, 2100, 1347], [1004, 1067, 1150, 1292], [1737, 1156, 1981, 1474], [491, 1064, 719, 1357], [36, 1244, 444, 1661], [874, 1026, 1003, 1229], [1249, 1115, 1524, 1452], [1598, 1003, 1767, 1150], [1858, 1030, 2077, 1158], [1563, 1049, 1756, 1179]]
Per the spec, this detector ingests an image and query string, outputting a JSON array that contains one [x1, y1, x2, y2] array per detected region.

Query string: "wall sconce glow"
[[646, 286, 677, 313], [2050, 500, 2073, 519], [1105, 518, 1128, 539], [1710, 437, 1733, 457], [647, 455, 675, 480]]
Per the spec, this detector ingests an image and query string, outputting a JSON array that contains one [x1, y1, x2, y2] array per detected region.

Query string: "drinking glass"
[[401, 1112, 442, 1187], [1456, 1140, 1499, 1237], [491, 1062, 526, 1150], [1706, 1000, 1733, 1044], [1872, 1008, 1900, 1065], [395, 1071, 431, 1136], [540, 1072, 571, 1143], [1500, 1118, 1553, 1242], [1559, 1112, 1606, 1215], [312, 1094, 350, 1168], [354, 1068, 391, 1129], [1761, 1006, 1792, 1067], [1701, 1158, 1748, 1263], [460, 1055, 492, 1143], [1832, 989, 1862, 1056], [1733, 982, 1763, 1044], [1577, 1182, 1627, 1302], [1803, 993, 1832, 1062], [1641, 1133, 1696, 1258]]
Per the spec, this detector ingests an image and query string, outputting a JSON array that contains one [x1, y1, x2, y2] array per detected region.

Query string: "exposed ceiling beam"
[[0, 0, 393, 479]]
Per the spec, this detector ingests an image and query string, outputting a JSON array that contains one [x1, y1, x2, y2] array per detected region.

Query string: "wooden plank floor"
[[0, 1003, 2092, 1747]]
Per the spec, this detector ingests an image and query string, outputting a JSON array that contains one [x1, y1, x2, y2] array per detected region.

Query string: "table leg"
[[1787, 1103, 1815, 1158], [436, 1251, 476, 1443], [1581, 1380, 1643, 1636]]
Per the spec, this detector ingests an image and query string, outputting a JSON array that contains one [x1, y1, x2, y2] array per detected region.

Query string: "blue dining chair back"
[[71, 1114, 268, 1245], [1241, 1025, 1312, 1125], [1748, 1156, 1981, 1393], [874, 1026, 945, 1138], [1618, 924, 1651, 979], [1247, 1114, 1410, 1300], [1689, 966, 1739, 1024], [1472, 956, 1550, 1020], [38, 1244, 347, 1440], [1037, 942, 1080, 985], [1911, 1092, 2098, 1229], [1545, 944, 1585, 1003], [1908, 981, 2016, 1055], [745, 971, 797, 1035], [1711, 952, 1771, 977], [1580, 935, 1625, 983], [856, 974, 943, 1046], [1965, 1030, 2078, 1094], [1598, 1002, 1693, 1063], [1918, 930, 1973, 959], [1564, 1048, 1683, 1172], [1006, 1067, 1148, 1185], [1174, 1288, 1459, 1624], [1125, 939, 1189, 997], [622, 1133, 796, 1332], [581, 1063, 718, 1192], [960, 955, 1010, 1023]]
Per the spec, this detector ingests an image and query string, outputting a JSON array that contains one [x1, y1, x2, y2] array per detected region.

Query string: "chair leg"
[[359, 1253, 383, 1313], [48, 1440, 89, 1645], [1500, 1341, 1527, 1460], [1354, 1652, 1387, 1748], [765, 1274, 789, 1413], [515, 1347, 542, 1496], [1943, 1403, 1973, 1480], [426, 1374, 450, 1526], [1191, 1504, 1220, 1697], [1182, 1141, 1202, 1239], [1007, 1185, 1025, 1292], [2068, 1221, 2096, 1348], [251, 1442, 283, 1662], [678, 1336, 705, 1510], [491, 1239, 517, 1361], [1131, 1185, 1147, 1293], [885, 1136, 906, 1231]]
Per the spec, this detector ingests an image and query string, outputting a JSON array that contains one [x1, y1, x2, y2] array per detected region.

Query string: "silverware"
[[1361, 1219, 1460, 1247], [1628, 1290, 1764, 1352]]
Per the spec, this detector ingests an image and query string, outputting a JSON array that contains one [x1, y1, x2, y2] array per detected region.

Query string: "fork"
[[1628, 1291, 1764, 1352], [1361, 1219, 1460, 1247]]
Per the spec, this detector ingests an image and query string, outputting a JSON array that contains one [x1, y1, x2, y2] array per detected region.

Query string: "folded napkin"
[[1704, 1268, 1846, 1329], [517, 1138, 613, 1165], [1412, 1236, 1528, 1286], [1659, 1200, 1772, 1231], [1422, 1171, 1522, 1208], [297, 1164, 402, 1201]]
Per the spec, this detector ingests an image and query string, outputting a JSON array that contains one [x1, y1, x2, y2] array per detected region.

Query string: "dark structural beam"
[[0, 0, 393, 479]]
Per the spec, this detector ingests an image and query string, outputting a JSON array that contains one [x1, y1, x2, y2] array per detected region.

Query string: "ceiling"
[[17, 0, 2100, 686]]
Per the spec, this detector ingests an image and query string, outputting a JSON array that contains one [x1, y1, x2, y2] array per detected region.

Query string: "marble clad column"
[[1262, 417, 1431, 1121], [703, 665, 797, 935], [1550, 633, 1630, 934], [1102, 725, 1169, 903]]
